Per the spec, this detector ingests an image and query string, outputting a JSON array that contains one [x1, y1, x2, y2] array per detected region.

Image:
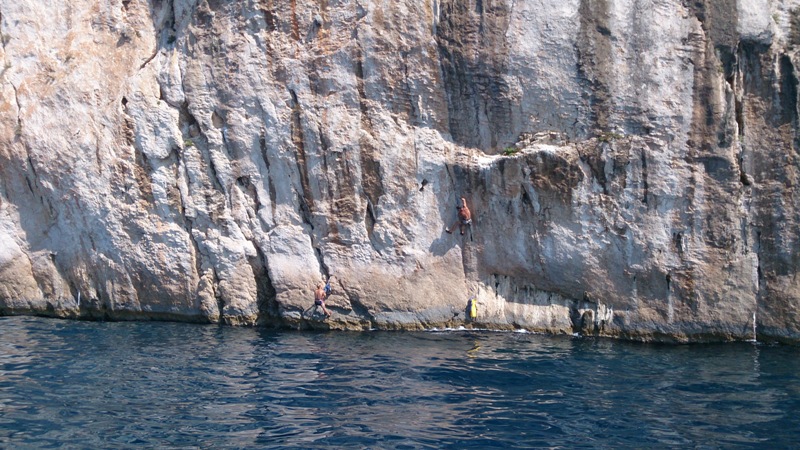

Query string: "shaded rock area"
[[1, 0, 799, 342]]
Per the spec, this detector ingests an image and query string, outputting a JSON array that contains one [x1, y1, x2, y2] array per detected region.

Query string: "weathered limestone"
[[1, 0, 800, 342]]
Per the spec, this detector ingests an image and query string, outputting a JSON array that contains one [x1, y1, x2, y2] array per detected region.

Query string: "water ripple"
[[1, 317, 799, 448]]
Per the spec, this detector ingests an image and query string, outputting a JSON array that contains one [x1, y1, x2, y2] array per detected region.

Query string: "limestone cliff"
[[1, 0, 799, 342]]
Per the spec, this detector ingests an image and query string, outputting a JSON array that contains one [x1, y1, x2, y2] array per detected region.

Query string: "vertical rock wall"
[[1, 0, 799, 342]]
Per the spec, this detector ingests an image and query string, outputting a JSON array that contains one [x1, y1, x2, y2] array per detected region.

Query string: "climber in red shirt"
[[445, 197, 472, 235]]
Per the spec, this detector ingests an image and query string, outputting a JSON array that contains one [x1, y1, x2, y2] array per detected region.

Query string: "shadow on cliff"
[[429, 230, 471, 257], [429, 200, 463, 257]]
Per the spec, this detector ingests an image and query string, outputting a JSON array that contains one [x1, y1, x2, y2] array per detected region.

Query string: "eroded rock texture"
[[1, 0, 799, 342]]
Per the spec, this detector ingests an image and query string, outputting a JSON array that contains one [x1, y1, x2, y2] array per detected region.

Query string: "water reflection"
[[1, 317, 799, 448]]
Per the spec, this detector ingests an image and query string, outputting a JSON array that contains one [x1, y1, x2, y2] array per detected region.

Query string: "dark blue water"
[[1, 317, 799, 449]]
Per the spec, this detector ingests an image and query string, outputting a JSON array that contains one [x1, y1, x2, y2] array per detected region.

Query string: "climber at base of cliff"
[[445, 197, 472, 235], [313, 283, 332, 318]]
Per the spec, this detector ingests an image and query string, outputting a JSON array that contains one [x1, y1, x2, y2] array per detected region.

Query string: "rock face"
[[1, 0, 799, 342]]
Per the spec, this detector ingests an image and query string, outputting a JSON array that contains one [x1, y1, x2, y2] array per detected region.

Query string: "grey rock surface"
[[1, 0, 799, 342]]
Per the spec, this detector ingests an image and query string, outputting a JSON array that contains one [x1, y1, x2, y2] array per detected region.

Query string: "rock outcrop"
[[1, 0, 799, 342]]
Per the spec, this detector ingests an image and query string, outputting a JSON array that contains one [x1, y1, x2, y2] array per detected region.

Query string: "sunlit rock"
[[0, 0, 798, 342]]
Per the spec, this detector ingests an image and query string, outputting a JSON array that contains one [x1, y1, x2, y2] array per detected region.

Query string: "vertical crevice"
[[289, 0, 300, 41], [122, 95, 155, 207], [305, 14, 322, 43], [354, 43, 369, 120], [182, 217, 219, 323], [318, 129, 332, 197], [289, 88, 315, 224], [206, 154, 226, 196], [24, 154, 37, 194], [755, 230, 763, 295], [212, 268, 226, 324], [686, 0, 739, 170], [0, 9, 12, 85], [576, 0, 613, 135], [732, 48, 752, 191], [170, 1, 181, 37], [160, 0, 177, 48], [249, 244, 278, 325], [221, 127, 234, 161], [259, 130, 278, 219], [133, 148, 156, 206], [673, 231, 685, 256], [778, 54, 798, 130], [297, 192, 314, 231], [738, 154, 751, 185], [184, 218, 203, 286], [754, 228, 763, 339], [11, 84, 22, 142], [640, 148, 649, 206], [734, 95, 745, 135], [580, 143, 608, 195], [734, 48, 750, 186], [354, 42, 385, 238], [314, 246, 329, 279], [0, 8, 8, 53], [261, 0, 276, 32], [236, 175, 261, 213], [364, 199, 380, 253], [403, 53, 418, 125], [734, 44, 745, 138]]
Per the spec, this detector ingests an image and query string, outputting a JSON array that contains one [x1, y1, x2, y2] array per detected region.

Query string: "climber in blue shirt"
[[324, 275, 333, 297]]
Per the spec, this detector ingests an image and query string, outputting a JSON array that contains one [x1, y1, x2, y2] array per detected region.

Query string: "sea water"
[[1, 316, 799, 448]]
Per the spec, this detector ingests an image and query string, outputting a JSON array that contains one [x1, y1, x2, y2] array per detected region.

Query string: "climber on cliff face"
[[314, 283, 331, 318], [445, 197, 472, 235]]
